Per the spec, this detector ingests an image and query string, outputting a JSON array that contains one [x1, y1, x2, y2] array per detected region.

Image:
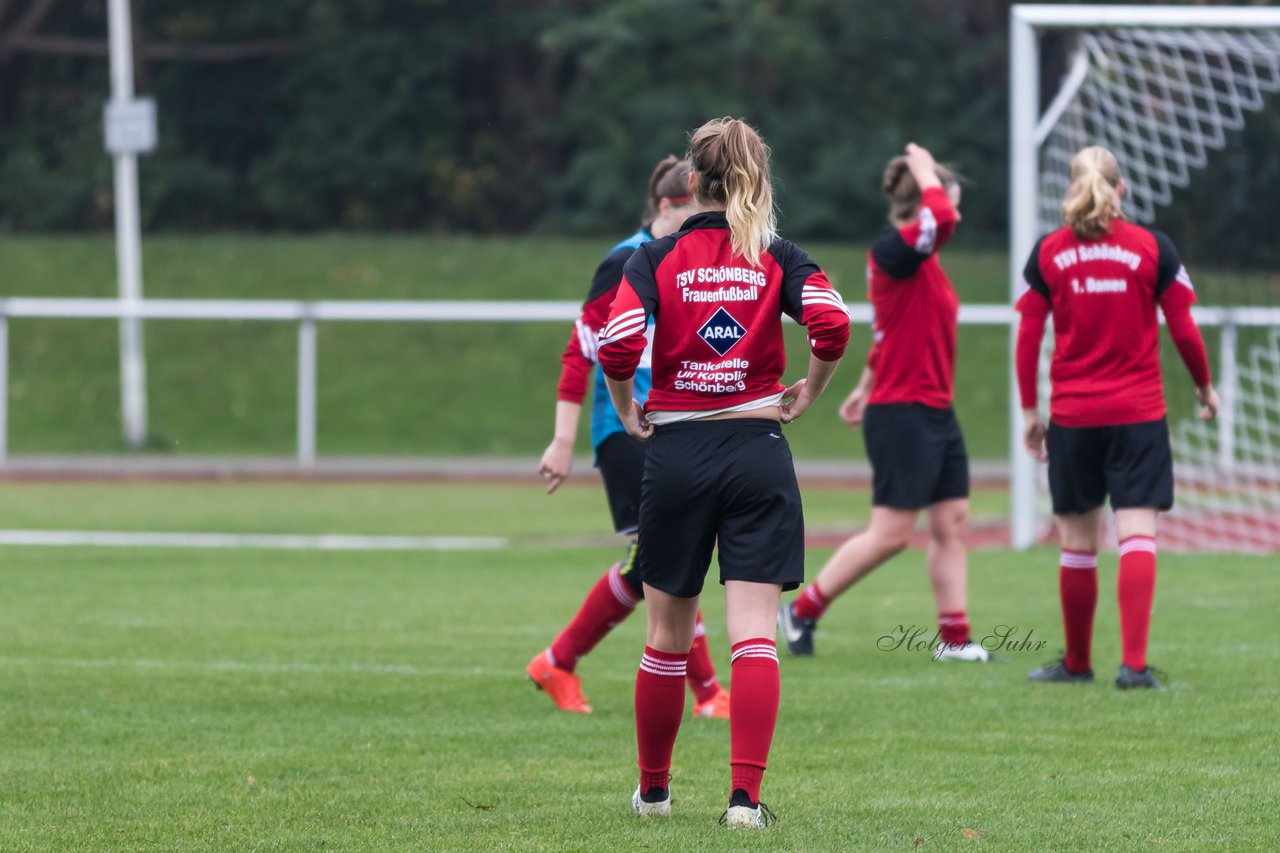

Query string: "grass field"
[[1, 234, 1247, 459], [2, 482, 1277, 850]]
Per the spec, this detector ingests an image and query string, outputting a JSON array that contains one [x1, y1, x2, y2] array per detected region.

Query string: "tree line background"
[[1, 0, 1277, 262]]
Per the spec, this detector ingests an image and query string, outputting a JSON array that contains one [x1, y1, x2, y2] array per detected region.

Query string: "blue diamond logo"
[[697, 307, 747, 356]]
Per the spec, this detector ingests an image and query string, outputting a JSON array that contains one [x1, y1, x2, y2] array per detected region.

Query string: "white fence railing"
[[0, 298, 1276, 522]]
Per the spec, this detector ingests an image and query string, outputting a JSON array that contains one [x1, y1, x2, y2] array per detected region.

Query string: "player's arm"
[[600, 249, 658, 440], [777, 243, 850, 423], [1153, 232, 1218, 421], [537, 401, 581, 494], [871, 143, 962, 282], [838, 362, 875, 428], [1015, 241, 1051, 461], [541, 251, 631, 492]]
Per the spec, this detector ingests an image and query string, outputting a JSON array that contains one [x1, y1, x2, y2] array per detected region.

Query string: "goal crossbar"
[[1014, 5, 1280, 30]]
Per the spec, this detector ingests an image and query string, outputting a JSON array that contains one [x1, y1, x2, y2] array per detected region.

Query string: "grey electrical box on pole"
[[104, 98, 158, 155], [105, 0, 151, 450]]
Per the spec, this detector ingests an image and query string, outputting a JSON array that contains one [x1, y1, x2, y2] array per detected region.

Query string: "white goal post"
[[1009, 5, 1280, 550]]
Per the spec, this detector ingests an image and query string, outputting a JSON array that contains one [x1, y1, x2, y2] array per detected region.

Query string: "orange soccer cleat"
[[693, 686, 730, 719], [526, 650, 592, 714]]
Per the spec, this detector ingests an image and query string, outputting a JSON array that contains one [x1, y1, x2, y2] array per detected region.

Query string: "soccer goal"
[[1009, 5, 1280, 551]]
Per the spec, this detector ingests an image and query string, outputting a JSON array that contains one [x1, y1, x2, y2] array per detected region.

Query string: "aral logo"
[[697, 307, 747, 356]]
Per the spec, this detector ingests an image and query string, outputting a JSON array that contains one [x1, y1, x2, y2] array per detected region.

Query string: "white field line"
[[0, 529, 507, 551], [0, 656, 511, 678]]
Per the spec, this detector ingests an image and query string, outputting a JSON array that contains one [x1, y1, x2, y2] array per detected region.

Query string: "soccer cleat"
[[693, 687, 731, 719], [719, 802, 777, 829], [777, 601, 816, 657], [1028, 658, 1094, 683], [631, 785, 672, 818], [934, 640, 993, 662], [526, 650, 592, 713], [1115, 664, 1166, 690]]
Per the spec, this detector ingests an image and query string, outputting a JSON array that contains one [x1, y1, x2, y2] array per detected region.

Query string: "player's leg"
[[593, 433, 728, 713], [1108, 418, 1173, 690], [781, 403, 930, 657], [782, 508, 917, 649], [527, 434, 645, 713], [1030, 422, 1106, 683], [630, 422, 718, 817], [927, 498, 986, 660], [716, 421, 802, 828], [633, 583, 700, 816], [925, 409, 987, 661], [687, 611, 730, 718], [723, 580, 782, 827]]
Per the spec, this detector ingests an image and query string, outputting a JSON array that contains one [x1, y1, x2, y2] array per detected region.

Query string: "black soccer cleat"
[[777, 601, 816, 657], [1028, 658, 1095, 683], [1115, 664, 1166, 690]]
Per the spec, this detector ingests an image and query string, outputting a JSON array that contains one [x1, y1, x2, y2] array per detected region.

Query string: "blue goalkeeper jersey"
[[591, 230, 654, 452]]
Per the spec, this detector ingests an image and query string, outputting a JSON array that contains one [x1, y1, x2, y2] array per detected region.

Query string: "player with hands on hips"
[[599, 117, 849, 828], [528, 155, 731, 720]]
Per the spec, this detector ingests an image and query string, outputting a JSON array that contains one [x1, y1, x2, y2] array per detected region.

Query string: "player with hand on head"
[[1017, 146, 1218, 690], [526, 155, 731, 719], [599, 117, 850, 829], [779, 143, 988, 662]]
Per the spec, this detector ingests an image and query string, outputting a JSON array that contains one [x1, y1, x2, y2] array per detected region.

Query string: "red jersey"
[[866, 186, 960, 408], [597, 211, 850, 415], [554, 234, 645, 405], [1015, 219, 1210, 428]]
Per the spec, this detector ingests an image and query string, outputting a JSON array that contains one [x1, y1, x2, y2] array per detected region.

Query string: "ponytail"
[[1062, 146, 1123, 240], [687, 117, 777, 267]]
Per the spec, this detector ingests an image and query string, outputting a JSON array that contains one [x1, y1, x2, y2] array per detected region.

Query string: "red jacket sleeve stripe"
[[799, 273, 851, 362], [598, 279, 649, 380]]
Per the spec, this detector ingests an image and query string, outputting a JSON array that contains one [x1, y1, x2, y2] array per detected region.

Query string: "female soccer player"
[[1016, 146, 1219, 690], [778, 143, 988, 662], [599, 117, 850, 828], [526, 156, 731, 719]]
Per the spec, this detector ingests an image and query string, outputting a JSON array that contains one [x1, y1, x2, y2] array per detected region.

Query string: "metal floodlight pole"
[[107, 0, 148, 449]]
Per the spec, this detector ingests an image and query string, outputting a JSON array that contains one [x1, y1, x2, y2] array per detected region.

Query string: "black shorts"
[[636, 419, 804, 599], [595, 432, 647, 535], [1047, 418, 1174, 515], [862, 403, 970, 510]]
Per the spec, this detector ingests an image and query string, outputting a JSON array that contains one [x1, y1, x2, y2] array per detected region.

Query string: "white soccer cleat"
[[631, 785, 671, 818], [720, 802, 777, 829], [934, 640, 992, 662]]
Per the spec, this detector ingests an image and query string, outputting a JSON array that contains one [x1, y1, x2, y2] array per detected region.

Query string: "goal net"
[[1010, 6, 1280, 552]]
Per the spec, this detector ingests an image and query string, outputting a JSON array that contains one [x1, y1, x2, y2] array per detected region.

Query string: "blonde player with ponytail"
[[1016, 146, 1219, 690], [526, 155, 734, 719], [598, 117, 851, 828]]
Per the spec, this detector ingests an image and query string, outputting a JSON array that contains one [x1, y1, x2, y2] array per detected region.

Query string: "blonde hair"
[[687, 117, 777, 267], [882, 156, 959, 225], [641, 155, 693, 229], [1062, 146, 1123, 240]]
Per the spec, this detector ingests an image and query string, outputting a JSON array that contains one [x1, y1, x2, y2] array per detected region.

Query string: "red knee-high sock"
[[635, 647, 688, 793], [1117, 536, 1157, 671], [1059, 549, 1098, 673], [548, 563, 638, 672], [937, 611, 970, 646], [685, 612, 721, 703], [791, 581, 830, 621], [729, 638, 780, 805]]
